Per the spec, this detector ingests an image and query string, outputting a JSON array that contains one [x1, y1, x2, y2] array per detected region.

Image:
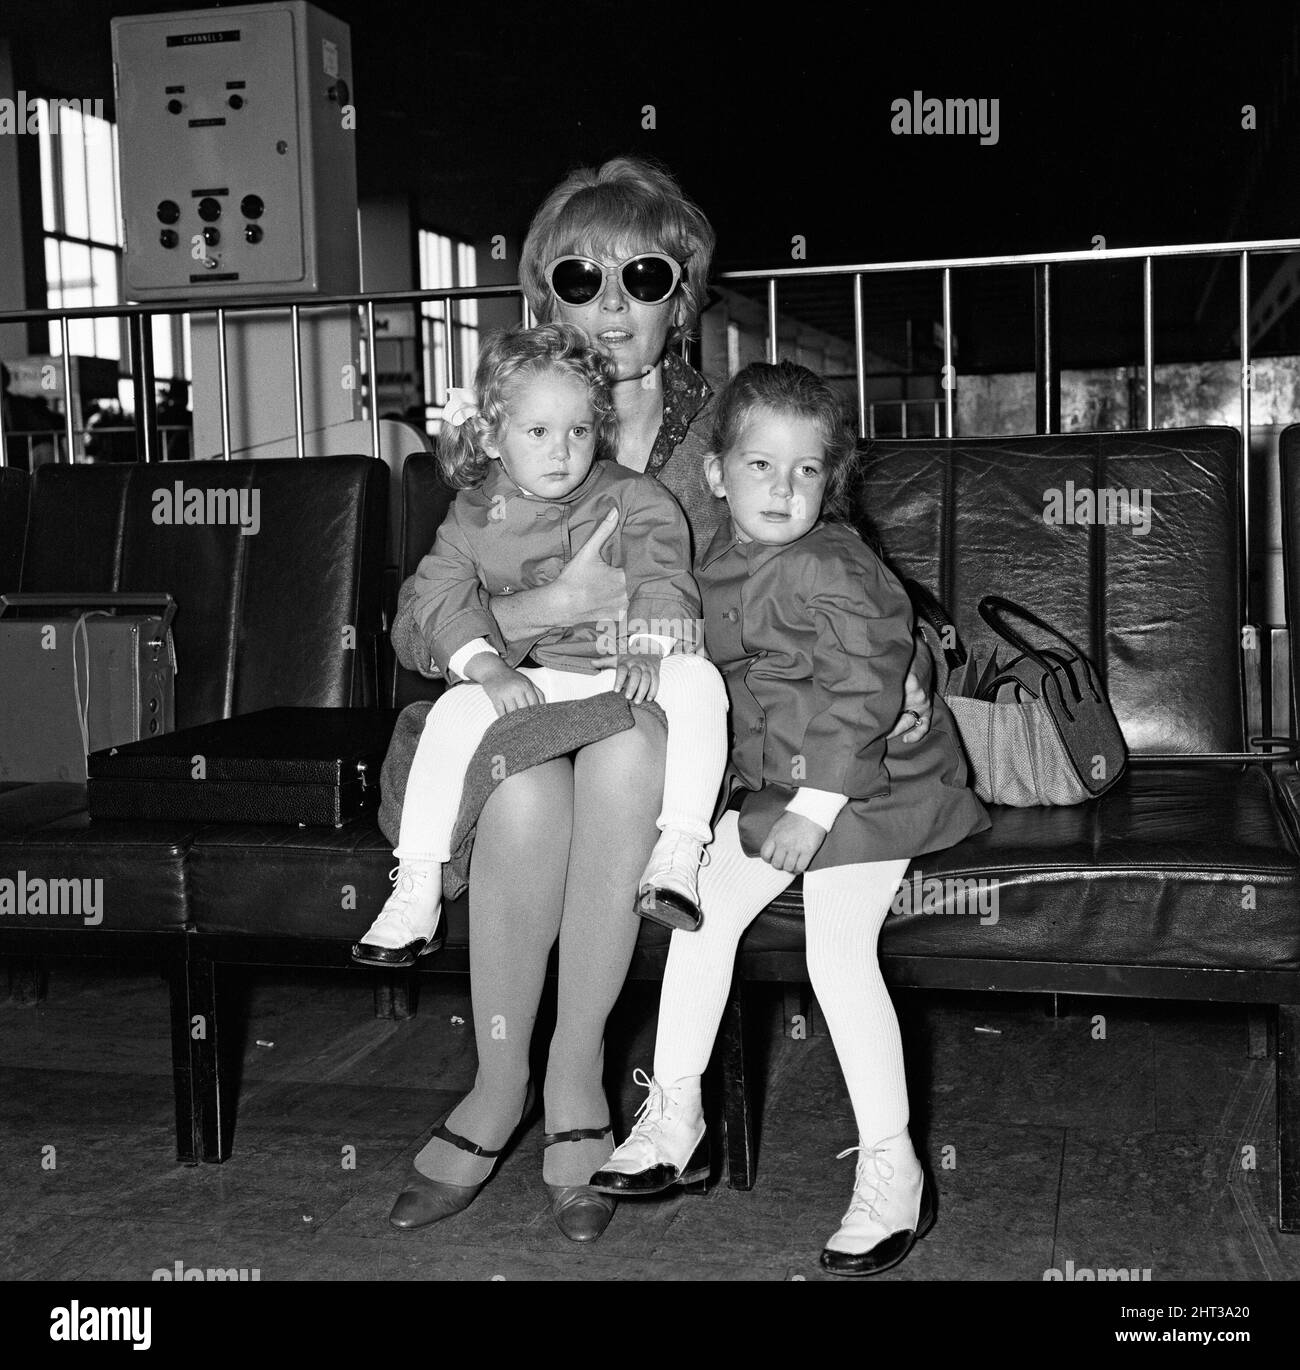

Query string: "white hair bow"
[[443, 387, 481, 428]]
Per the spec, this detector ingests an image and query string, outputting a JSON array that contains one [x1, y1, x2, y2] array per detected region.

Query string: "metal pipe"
[[59, 316, 74, 463], [0, 356, 8, 467], [1034, 264, 1054, 435], [853, 274, 867, 440], [717, 236, 1300, 282], [942, 266, 954, 437], [1143, 256, 1155, 429], [767, 279, 778, 364], [446, 299, 458, 387], [290, 304, 305, 459], [1240, 250, 1252, 574], [216, 307, 231, 461], [441, 305, 454, 400], [366, 300, 380, 461], [136, 312, 156, 464]]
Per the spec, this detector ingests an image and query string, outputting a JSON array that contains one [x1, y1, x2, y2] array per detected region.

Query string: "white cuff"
[[784, 787, 849, 831], [626, 631, 678, 655], [448, 637, 499, 681]]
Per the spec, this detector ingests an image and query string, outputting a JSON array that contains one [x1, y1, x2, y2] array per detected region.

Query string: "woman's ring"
[[899, 709, 920, 728]]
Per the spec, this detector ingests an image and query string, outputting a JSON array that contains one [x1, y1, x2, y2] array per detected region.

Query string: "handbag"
[[907, 584, 1127, 806]]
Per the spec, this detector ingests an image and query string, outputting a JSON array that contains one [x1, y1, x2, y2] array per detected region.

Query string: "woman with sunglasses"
[[386, 156, 935, 1245]]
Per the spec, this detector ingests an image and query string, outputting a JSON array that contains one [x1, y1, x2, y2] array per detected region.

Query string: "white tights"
[[653, 811, 912, 1146], [394, 653, 728, 863]]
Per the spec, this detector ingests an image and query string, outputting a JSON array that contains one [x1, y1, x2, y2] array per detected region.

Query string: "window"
[[37, 98, 190, 400], [418, 229, 478, 411]]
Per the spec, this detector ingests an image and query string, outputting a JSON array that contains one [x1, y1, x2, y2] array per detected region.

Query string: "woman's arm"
[[488, 506, 630, 646]]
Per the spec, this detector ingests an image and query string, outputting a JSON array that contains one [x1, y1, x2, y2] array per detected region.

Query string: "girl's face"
[[706, 409, 829, 546], [552, 243, 678, 385], [484, 370, 598, 499]]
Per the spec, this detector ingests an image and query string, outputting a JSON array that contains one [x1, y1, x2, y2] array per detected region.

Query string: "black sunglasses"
[[545, 252, 685, 307]]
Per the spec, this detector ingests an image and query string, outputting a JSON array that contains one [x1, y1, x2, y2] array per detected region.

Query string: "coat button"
[[724, 608, 739, 622], [750, 721, 763, 733]]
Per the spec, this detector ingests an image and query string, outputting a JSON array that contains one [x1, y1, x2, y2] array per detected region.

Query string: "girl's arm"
[[798, 544, 916, 797], [617, 482, 703, 657], [393, 507, 512, 679]]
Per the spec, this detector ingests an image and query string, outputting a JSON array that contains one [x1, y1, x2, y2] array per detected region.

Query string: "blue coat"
[[697, 516, 990, 868]]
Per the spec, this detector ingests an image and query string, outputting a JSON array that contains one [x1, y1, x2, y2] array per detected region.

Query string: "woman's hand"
[[760, 811, 828, 874], [475, 658, 546, 716], [614, 653, 662, 704], [554, 507, 629, 625], [888, 630, 935, 743]]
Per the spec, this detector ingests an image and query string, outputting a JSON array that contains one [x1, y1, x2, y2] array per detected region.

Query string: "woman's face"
[[551, 246, 678, 385]]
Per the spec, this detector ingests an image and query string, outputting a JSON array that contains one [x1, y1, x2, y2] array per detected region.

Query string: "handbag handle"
[[0, 592, 177, 645], [903, 579, 967, 672], [977, 596, 1095, 679]]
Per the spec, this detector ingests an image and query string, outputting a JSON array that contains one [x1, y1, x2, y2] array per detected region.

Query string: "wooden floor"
[[2, 960, 1297, 1283]]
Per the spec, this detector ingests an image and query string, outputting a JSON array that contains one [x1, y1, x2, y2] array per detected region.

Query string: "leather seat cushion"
[[0, 784, 194, 932], [186, 815, 676, 965], [742, 765, 1300, 972]]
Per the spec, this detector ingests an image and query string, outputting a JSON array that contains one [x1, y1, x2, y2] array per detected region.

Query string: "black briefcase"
[[87, 707, 396, 826]]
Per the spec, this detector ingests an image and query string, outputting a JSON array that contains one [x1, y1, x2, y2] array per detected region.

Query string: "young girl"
[[352, 323, 728, 969], [590, 361, 991, 1276]]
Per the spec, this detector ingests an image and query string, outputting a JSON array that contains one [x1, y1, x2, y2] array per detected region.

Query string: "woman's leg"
[[540, 711, 667, 1184], [411, 758, 574, 1186]]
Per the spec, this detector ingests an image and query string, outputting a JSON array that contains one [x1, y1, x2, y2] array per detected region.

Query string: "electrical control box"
[[112, 1, 358, 300]]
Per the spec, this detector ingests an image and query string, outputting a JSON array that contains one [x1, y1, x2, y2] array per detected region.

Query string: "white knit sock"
[[652, 653, 729, 845], [803, 859, 912, 1145], [651, 812, 794, 1089]]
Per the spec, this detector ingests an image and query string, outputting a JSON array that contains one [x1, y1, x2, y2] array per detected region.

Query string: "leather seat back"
[[393, 452, 457, 707], [0, 466, 28, 592], [860, 427, 1246, 754], [20, 457, 387, 728]]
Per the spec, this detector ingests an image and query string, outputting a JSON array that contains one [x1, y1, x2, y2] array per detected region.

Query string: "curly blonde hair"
[[520, 156, 715, 347], [438, 323, 619, 489]]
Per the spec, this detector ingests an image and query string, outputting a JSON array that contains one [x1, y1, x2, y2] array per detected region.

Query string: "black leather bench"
[[0, 456, 388, 1159], [2, 428, 1298, 1240], [721, 427, 1300, 1232]]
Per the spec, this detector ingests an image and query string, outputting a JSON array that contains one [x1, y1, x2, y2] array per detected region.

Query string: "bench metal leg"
[[187, 952, 230, 1163], [167, 958, 201, 1165], [373, 970, 421, 1020], [720, 973, 755, 1191], [1278, 1004, 1300, 1233], [1248, 1005, 1275, 1060], [783, 983, 822, 1037], [4, 955, 48, 1005]]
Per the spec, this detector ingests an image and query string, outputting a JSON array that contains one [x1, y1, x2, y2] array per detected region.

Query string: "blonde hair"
[[520, 156, 715, 346], [438, 323, 618, 489]]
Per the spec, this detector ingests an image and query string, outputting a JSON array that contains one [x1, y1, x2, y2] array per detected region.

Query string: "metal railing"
[[719, 237, 1300, 544], [0, 283, 527, 468]]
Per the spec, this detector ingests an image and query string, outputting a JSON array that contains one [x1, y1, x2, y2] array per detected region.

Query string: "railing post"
[[1142, 256, 1155, 429], [216, 307, 232, 461], [290, 303, 305, 459], [365, 300, 380, 460], [766, 279, 778, 364], [59, 316, 75, 463], [130, 311, 157, 463], [853, 273, 867, 440], [942, 266, 954, 438], [1240, 250, 1253, 620], [1033, 263, 1059, 434]]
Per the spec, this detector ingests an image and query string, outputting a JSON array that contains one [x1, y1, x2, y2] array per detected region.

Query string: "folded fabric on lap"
[[379, 693, 668, 898]]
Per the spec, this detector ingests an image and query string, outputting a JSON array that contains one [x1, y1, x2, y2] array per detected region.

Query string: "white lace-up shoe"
[[588, 1069, 708, 1193], [350, 863, 444, 968], [819, 1130, 935, 1276], [635, 830, 705, 930]]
